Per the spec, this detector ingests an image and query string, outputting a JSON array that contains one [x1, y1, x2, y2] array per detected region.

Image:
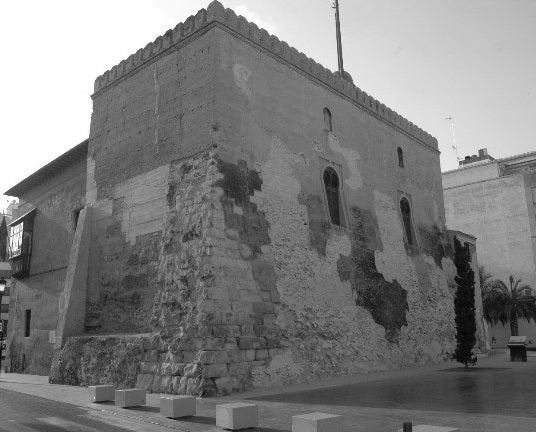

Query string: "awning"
[[8, 208, 36, 226]]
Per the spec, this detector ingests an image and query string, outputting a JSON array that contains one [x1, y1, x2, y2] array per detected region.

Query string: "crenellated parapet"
[[93, 0, 437, 148]]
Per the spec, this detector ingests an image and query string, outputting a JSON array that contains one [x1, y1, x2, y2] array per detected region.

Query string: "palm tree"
[[482, 275, 536, 336], [478, 266, 492, 292]]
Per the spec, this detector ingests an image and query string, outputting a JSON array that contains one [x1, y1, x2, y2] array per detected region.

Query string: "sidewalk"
[[1, 354, 536, 432]]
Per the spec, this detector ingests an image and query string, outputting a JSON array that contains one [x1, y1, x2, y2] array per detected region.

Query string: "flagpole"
[[333, 0, 345, 76]]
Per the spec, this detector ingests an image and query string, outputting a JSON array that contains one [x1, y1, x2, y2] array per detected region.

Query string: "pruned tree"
[[482, 275, 536, 336], [453, 237, 477, 368]]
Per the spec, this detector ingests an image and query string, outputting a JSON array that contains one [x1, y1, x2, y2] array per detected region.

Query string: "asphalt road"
[[0, 388, 132, 432]]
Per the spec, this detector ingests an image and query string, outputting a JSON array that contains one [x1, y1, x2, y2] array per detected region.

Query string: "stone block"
[[89, 385, 115, 403], [216, 402, 258, 430], [204, 363, 228, 378], [160, 395, 196, 418], [398, 427, 459, 432], [136, 374, 154, 390], [292, 413, 342, 432], [115, 389, 146, 408]]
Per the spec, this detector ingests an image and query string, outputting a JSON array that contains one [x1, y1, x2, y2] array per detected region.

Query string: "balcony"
[[8, 208, 35, 279]]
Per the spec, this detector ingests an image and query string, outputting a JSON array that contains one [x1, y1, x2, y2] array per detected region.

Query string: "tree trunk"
[[511, 309, 519, 336]]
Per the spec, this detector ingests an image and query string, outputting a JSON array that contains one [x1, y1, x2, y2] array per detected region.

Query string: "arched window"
[[323, 108, 332, 132], [323, 167, 341, 225], [400, 197, 413, 244], [397, 147, 404, 168]]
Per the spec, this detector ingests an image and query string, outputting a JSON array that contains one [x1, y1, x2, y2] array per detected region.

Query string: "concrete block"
[[216, 402, 258, 430], [88, 385, 115, 403], [397, 426, 459, 432], [160, 395, 196, 418], [115, 389, 146, 408], [292, 413, 343, 432]]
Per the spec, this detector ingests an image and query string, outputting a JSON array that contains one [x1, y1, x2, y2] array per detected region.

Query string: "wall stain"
[[337, 206, 408, 343], [418, 224, 452, 267], [215, 159, 270, 256], [298, 193, 330, 256]]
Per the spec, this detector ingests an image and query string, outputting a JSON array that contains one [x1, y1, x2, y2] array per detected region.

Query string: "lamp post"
[[0, 277, 6, 375]]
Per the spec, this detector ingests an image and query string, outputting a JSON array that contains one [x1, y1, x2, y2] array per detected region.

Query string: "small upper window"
[[400, 197, 413, 244], [397, 147, 404, 168], [323, 108, 332, 132], [323, 167, 341, 226]]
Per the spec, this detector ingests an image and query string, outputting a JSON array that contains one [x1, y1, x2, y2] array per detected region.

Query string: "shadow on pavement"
[[128, 405, 160, 413], [177, 415, 216, 425]]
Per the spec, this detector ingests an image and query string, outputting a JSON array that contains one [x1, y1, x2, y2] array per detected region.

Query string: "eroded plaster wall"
[[207, 27, 481, 389], [84, 28, 217, 334], [7, 158, 86, 375]]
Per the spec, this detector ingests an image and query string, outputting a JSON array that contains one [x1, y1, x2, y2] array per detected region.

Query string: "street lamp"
[[0, 277, 6, 375]]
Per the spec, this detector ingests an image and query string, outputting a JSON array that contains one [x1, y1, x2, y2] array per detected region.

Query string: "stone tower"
[[47, 1, 486, 395]]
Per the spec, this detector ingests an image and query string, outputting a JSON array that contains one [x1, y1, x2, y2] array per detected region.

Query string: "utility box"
[[508, 336, 527, 362]]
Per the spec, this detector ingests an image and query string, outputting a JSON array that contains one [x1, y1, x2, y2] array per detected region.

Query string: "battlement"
[[93, 1, 437, 149]]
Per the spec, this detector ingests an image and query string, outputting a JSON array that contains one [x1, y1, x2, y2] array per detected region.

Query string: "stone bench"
[[160, 395, 196, 418], [115, 389, 146, 408], [88, 385, 115, 403], [398, 426, 459, 432], [216, 402, 258, 430], [292, 413, 342, 432]]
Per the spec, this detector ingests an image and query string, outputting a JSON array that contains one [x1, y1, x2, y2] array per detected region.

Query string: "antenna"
[[332, 0, 345, 76], [445, 116, 460, 163]]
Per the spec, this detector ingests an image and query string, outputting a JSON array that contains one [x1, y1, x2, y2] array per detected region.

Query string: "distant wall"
[[7, 158, 86, 375], [444, 171, 536, 287]]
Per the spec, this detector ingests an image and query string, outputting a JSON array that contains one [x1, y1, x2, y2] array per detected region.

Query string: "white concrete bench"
[[216, 402, 258, 430], [160, 395, 196, 418], [88, 385, 115, 403], [115, 389, 146, 408], [398, 426, 459, 432], [292, 413, 343, 432]]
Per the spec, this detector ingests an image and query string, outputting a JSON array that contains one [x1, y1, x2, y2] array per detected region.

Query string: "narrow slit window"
[[24, 309, 31, 337], [397, 147, 404, 168], [400, 197, 413, 244], [323, 108, 332, 132], [323, 167, 341, 226]]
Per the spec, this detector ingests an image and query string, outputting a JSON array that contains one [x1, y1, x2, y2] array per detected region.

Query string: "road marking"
[[36, 417, 104, 432]]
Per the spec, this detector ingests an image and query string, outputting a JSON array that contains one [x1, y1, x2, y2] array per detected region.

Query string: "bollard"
[[403, 422, 412, 432]]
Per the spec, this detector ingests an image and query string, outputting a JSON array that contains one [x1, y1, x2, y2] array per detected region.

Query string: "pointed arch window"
[[323, 167, 341, 226], [397, 147, 404, 168], [400, 197, 413, 244], [323, 108, 332, 132]]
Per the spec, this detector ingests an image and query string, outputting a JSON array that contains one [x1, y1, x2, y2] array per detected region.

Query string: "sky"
[[1, 0, 535, 212]]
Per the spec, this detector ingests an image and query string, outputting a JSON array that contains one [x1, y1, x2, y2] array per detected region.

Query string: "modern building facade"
[[443, 149, 536, 347], [5, 1, 486, 394]]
